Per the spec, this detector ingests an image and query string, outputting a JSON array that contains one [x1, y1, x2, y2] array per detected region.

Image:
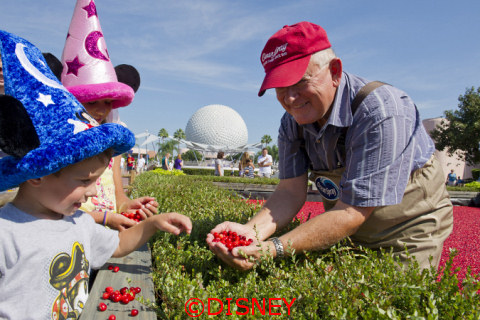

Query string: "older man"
[[207, 21, 453, 270]]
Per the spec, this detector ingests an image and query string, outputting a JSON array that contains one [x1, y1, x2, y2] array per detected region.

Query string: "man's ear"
[[329, 58, 342, 87]]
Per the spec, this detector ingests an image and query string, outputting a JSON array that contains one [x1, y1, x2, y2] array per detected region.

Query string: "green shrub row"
[[165, 168, 280, 185], [181, 167, 217, 176], [131, 172, 480, 319], [447, 181, 480, 192], [472, 169, 480, 181], [151, 168, 186, 176], [181, 167, 241, 177]]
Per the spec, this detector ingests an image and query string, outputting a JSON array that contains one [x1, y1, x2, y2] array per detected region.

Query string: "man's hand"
[[206, 221, 275, 271]]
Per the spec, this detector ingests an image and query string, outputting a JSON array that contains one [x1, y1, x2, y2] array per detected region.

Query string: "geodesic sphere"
[[185, 104, 248, 147]]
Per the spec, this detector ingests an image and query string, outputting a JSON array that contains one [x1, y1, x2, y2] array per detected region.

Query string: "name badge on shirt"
[[315, 176, 339, 201]]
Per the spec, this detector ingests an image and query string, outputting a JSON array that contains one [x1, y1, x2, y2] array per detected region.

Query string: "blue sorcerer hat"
[[0, 30, 135, 191]]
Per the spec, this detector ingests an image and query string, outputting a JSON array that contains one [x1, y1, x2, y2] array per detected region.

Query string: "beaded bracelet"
[[102, 211, 108, 227]]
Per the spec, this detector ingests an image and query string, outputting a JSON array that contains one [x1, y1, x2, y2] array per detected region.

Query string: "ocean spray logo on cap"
[[315, 176, 339, 201], [261, 43, 288, 67]]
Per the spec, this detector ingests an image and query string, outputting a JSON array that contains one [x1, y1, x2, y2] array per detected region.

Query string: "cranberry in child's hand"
[[120, 210, 145, 224]]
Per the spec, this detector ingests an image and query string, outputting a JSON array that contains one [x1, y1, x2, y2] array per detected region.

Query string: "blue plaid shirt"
[[278, 72, 435, 207]]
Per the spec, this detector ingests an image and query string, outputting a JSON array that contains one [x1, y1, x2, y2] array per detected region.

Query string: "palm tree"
[[261, 134, 272, 148], [157, 128, 169, 157], [173, 128, 186, 154], [158, 128, 169, 142], [173, 128, 186, 140]]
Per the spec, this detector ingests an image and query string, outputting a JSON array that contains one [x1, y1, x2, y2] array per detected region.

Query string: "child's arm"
[[87, 210, 137, 230], [113, 155, 159, 218], [112, 212, 192, 257], [113, 155, 130, 207]]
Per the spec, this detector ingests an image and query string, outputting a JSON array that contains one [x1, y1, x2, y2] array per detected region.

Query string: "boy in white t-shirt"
[[0, 30, 192, 319]]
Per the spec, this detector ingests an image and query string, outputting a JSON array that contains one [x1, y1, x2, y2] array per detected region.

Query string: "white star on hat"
[[37, 92, 54, 107]]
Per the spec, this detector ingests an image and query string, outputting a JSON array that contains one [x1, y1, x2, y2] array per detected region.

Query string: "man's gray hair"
[[310, 48, 336, 69]]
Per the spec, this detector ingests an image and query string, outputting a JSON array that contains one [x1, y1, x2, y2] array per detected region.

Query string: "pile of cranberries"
[[98, 286, 141, 317], [212, 231, 253, 251], [101, 286, 141, 304], [120, 210, 144, 222]]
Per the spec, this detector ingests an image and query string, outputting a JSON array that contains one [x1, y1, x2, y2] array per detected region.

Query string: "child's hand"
[[153, 212, 192, 235], [108, 212, 137, 231], [120, 197, 159, 219], [114, 213, 191, 258]]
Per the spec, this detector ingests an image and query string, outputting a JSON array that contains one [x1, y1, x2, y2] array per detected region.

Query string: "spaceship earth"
[[185, 104, 248, 147]]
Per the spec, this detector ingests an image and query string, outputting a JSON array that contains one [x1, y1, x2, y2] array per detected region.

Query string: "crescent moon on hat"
[[15, 43, 67, 91], [85, 31, 109, 61]]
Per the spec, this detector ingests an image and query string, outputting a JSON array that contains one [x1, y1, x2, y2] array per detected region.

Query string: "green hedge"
[[151, 168, 186, 176], [447, 185, 480, 192], [131, 172, 480, 319], [182, 167, 216, 176], [472, 169, 480, 181], [184, 167, 240, 177], [177, 168, 280, 185], [182, 167, 265, 178], [446, 180, 480, 192], [181, 167, 239, 176]]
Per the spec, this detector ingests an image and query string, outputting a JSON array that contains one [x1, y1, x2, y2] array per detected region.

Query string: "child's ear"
[[26, 177, 43, 187], [0, 95, 40, 158]]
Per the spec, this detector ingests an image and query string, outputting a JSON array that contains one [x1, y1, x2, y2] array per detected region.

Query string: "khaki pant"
[[310, 155, 453, 269]]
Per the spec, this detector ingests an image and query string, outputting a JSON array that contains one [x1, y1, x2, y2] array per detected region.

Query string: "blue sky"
[[1, 0, 479, 146]]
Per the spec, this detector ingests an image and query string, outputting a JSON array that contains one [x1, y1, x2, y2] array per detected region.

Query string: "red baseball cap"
[[258, 22, 331, 97]]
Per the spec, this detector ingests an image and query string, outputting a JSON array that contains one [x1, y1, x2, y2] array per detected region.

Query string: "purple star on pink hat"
[[82, 0, 97, 18], [66, 56, 84, 76]]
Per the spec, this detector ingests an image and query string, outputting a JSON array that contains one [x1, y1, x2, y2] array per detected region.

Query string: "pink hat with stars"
[[61, 0, 134, 109]]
